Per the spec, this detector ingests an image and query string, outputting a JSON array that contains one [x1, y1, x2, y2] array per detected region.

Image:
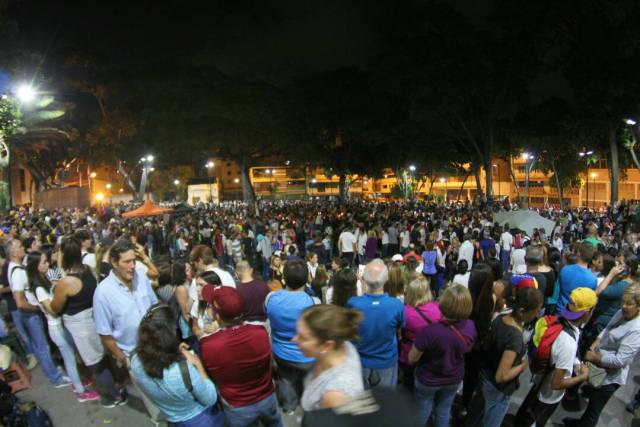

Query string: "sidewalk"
[[16, 363, 640, 426]]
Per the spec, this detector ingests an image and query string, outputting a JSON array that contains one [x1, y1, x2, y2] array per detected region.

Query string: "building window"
[[227, 171, 232, 176], [226, 162, 231, 167], [19, 169, 26, 192]]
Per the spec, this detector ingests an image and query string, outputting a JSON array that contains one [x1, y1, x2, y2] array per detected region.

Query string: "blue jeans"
[[500, 250, 510, 273], [13, 311, 62, 384], [169, 405, 224, 427], [10, 310, 33, 354], [480, 376, 511, 427], [362, 364, 398, 389], [415, 379, 459, 427], [223, 392, 283, 427], [48, 323, 84, 393]]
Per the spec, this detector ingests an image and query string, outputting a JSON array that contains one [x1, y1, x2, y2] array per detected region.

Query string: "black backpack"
[[0, 379, 54, 427]]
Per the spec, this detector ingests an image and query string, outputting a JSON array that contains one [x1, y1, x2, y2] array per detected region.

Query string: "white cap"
[[391, 254, 403, 262]]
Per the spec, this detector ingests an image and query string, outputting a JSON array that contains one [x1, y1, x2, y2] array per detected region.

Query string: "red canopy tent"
[[121, 199, 174, 218]]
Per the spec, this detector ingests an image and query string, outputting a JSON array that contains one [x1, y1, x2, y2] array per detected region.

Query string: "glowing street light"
[[522, 152, 531, 161], [590, 172, 598, 179], [439, 177, 446, 183], [15, 84, 36, 103], [174, 179, 180, 186], [625, 118, 637, 126], [105, 183, 112, 190], [95, 192, 104, 202], [90, 172, 97, 179], [311, 178, 317, 184], [409, 165, 416, 172], [119, 188, 124, 193], [233, 178, 239, 184], [205, 161, 214, 169]]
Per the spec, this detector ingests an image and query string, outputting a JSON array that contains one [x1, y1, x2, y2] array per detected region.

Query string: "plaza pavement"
[[15, 361, 640, 427]]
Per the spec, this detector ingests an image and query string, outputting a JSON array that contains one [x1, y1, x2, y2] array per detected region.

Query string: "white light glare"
[[15, 84, 35, 103]]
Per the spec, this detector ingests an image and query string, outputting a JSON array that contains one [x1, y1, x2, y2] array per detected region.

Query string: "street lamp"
[[205, 161, 214, 203], [440, 177, 447, 203], [106, 183, 112, 190], [522, 152, 536, 208], [590, 172, 598, 209], [578, 148, 595, 208], [625, 118, 637, 126], [174, 179, 180, 186], [138, 154, 154, 201], [409, 165, 416, 172], [15, 84, 36, 104]]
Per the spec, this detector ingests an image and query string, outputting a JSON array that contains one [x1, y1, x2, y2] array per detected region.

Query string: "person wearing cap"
[[391, 253, 404, 263], [564, 283, 640, 427], [514, 287, 597, 427], [200, 286, 283, 427]]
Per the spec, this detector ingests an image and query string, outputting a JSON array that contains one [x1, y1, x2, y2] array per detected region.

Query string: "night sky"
[[8, 0, 434, 85]]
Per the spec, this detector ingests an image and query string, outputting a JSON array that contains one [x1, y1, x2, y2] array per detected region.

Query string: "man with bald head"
[[347, 258, 405, 388]]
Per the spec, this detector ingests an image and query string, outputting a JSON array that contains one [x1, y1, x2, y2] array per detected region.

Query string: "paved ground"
[[15, 362, 640, 426]]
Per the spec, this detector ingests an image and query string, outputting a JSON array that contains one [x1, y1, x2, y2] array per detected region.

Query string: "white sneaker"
[[25, 355, 38, 370], [53, 376, 72, 388]]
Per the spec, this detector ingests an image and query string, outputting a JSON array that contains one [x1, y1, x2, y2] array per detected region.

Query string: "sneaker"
[[77, 390, 100, 402], [626, 398, 640, 414], [115, 394, 128, 407], [101, 398, 117, 409], [53, 377, 72, 389], [25, 355, 38, 370], [82, 378, 94, 388]]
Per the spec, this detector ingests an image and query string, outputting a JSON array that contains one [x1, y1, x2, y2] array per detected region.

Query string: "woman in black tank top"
[[61, 268, 97, 316]]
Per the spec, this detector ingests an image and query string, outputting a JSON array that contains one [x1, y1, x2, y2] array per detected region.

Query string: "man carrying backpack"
[[514, 287, 597, 427]]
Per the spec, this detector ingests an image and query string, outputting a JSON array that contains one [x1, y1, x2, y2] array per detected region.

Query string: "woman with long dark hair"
[[131, 304, 223, 426], [25, 250, 99, 402], [462, 263, 497, 412], [50, 237, 122, 407], [326, 268, 358, 307]]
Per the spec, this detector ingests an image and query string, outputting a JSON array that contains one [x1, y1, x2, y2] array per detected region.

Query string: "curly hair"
[[135, 304, 182, 379]]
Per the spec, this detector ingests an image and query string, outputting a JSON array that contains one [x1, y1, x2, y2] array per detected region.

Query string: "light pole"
[[590, 172, 597, 209], [522, 153, 537, 209], [138, 155, 154, 201], [440, 177, 447, 203], [579, 149, 594, 208], [205, 160, 214, 203], [106, 183, 112, 204]]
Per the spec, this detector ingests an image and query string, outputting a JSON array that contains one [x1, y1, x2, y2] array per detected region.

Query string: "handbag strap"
[[413, 306, 433, 326], [178, 359, 200, 403], [445, 322, 471, 349]]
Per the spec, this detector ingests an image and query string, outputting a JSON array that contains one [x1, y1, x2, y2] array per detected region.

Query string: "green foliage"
[[148, 165, 194, 202], [0, 96, 20, 136]]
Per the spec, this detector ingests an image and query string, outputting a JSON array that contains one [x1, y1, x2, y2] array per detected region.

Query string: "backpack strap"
[[178, 359, 200, 403]]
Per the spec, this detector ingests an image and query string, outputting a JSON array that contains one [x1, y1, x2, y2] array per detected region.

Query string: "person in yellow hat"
[[514, 287, 597, 427]]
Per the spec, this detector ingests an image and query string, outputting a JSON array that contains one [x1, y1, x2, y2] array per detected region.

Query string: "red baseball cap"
[[212, 287, 245, 319]]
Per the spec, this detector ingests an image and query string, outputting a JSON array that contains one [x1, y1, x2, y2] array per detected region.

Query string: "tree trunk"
[[550, 159, 565, 211], [609, 125, 619, 206], [484, 158, 493, 199], [457, 170, 471, 202], [338, 174, 347, 202], [473, 163, 484, 199], [240, 155, 256, 204]]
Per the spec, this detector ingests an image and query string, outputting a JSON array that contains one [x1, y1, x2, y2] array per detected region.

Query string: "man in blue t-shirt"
[[556, 242, 598, 313], [265, 259, 317, 414], [347, 259, 405, 388]]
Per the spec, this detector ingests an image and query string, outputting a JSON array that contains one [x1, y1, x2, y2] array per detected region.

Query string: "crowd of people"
[[1, 198, 640, 426]]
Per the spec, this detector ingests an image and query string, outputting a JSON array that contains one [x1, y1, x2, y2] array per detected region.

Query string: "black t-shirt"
[[482, 314, 526, 395], [0, 262, 16, 311]]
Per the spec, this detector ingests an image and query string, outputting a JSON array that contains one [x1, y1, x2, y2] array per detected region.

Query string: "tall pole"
[[586, 165, 589, 209]]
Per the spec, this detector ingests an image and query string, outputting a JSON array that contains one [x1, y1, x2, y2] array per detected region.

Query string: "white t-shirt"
[[82, 251, 97, 273], [339, 231, 357, 253], [452, 272, 471, 288], [8, 261, 28, 293], [511, 248, 526, 273], [35, 287, 62, 327], [400, 230, 410, 249], [500, 231, 513, 251], [537, 324, 580, 404]]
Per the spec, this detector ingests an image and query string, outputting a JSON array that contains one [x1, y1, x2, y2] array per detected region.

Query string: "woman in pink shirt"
[[399, 276, 442, 391]]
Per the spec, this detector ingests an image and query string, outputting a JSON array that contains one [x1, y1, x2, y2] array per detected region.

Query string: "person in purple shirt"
[[409, 285, 476, 427], [399, 276, 442, 391]]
